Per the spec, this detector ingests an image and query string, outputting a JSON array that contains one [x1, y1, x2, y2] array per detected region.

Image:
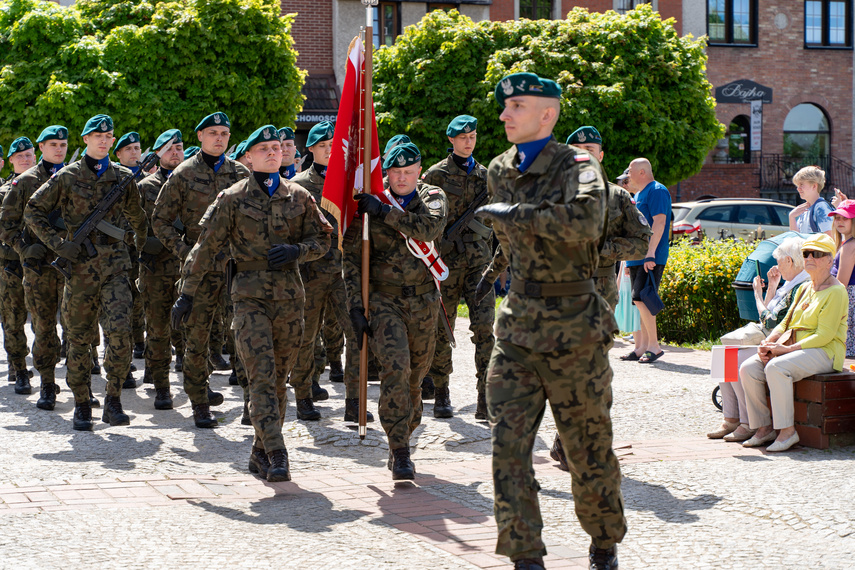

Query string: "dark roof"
[[302, 74, 339, 113]]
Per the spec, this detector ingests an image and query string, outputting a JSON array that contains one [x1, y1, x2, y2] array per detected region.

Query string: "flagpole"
[[359, 0, 377, 439]]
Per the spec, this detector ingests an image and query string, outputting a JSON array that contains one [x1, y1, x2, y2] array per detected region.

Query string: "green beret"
[[446, 115, 477, 137], [494, 72, 562, 108], [36, 125, 68, 144], [8, 136, 33, 158], [81, 114, 114, 136], [383, 134, 410, 155], [383, 142, 421, 170], [183, 146, 200, 160], [295, 148, 301, 158], [154, 129, 182, 151], [195, 112, 230, 132], [278, 127, 295, 141], [245, 125, 280, 152], [567, 126, 602, 147], [114, 132, 141, 155], [231, 140, 249, 161], [141, 151, 155, 164], [306, 121, 334, 148]]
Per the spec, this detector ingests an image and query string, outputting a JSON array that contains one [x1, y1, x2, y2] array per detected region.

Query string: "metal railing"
[[758, 154, 855, 204]]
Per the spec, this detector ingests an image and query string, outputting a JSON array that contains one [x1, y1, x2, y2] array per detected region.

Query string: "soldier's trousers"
[[370, 294, 439, 449], [428, 263, 495, 392], [22, 265, 63, 384], [291, 269, 359, 399], [139, 270, 179, 390], [0, 269, 28, 371], [181, 271, 224, 405], [595, 274, 619, 311], [63, 271, 133, 402], [487, 339, 626, 560], [322, 295, 344, 363], [233, 296, 303, 453], [130, 263, 145, 345]]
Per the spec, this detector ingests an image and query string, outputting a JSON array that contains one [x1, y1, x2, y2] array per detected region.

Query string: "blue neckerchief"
[[312, 162, 327, 178], [516, 135, 552, 173], [129, 165, 140, 175], [395, 188, 417, 209], [160, 166, 173, 178], [213, 154, 225, 173], [262, 172, 280, 197], [88, 155, 110, 178], [464, 155, 475, 175], [42, 160, 63, 175], [281, 164, 296, 179]]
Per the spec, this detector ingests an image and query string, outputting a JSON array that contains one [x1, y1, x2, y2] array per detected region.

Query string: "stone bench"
[[793, 370, 855, 449]]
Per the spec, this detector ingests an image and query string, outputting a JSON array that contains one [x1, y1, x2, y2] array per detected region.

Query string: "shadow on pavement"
[[620, 476, 722, 522], [32, 431, 164, 470]]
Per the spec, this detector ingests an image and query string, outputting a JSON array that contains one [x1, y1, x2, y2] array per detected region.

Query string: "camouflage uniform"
[[422, 155, 495, 397], [342, 182, 448, 450], [181, 176, 329, 453], [137, 167, 183, 390], [0, 162, 67, 387], [151, 152, 249, 405], [482, 139, 626, 560], [25, 161, 147, 402], [0, 175, 29, 374], [290, 166, 359, 402]]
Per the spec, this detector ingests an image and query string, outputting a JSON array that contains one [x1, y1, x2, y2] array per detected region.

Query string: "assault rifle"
[[52, 137, 177, 279], [442, 187, 491, 254]]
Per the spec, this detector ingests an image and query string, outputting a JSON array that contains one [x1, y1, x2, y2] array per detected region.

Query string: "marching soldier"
[[421, 115, 494, 419], [25, 114, 149, 430], [291, 121, 373, 423], [184, 146, 200, 160], [172, 124, 331, 482], [232, 140, 250, 169], [278, 127, 297, 179], [137, 129, 185, 410], [0, 126, 70, 408], [0, 137, 36, 394], [344, 142, 447, 480], [475, 74, 626, 570], [152, 112, 250, 428]]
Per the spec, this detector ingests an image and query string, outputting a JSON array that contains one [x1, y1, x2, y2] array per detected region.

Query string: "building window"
[[728, 115, 751, 163], [707, 0, 757, 45], [519, 0, 553, 19], [373, 3, 400, 48], [616, 1, 650, 14], [783, 103, 830, 159], [805, 1, 852, 48]]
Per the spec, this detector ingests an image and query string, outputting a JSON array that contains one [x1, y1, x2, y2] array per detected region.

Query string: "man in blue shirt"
[[624, 158, 670, 363]]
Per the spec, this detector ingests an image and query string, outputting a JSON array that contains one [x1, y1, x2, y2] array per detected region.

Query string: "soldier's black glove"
[[141, 236, 164, 255], [171, 294, 193, 330], [475, 202, 518, 224], [355, 194, 391, 220], [22, 243, 46, 260], [474, 276, 493, 306], [268, 244, 300, 269], [349, 307, 372, 350], [55, 240, 82, 261]]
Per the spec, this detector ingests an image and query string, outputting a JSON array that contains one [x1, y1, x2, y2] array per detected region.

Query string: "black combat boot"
[[89, 387, 100, 408], [343, 398, 374, 423], [14, 370, 32, 395], [122, 371, 136, 389], [154, 387, 173, 410], [129, 362, 137, 372], [207, 387, 224, 407], [36, 383, 60, 411], [266, 449, 291, 482], [174, 353, 184, 372], [248, 446, 269, 478], [421, 376, 435, 400], [102, 395, 130, 426], [209, 352, 230, 371], [513, 558, 545, 570], [91, 352, 101, 375], [192, 402, 218, 428], [329, 360, 344, 382], [433, 387, 453, 418], [311, 380, 329, 401], [143, 367, 153, 384], [550, 433, 569, 472], [73, 401, 94, 431], [588, 544, 618, 570], [133, 342, 145, 359], [475, 390, 487, 420], [296, 398, 321, 421], [241, 399, 252, 425], [389, 447, 415, 480], [228, 368, 238, 385]]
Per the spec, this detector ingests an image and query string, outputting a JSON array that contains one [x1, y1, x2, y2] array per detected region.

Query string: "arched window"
[[728, 115, 751, 163], [783, 103, 830, 159]]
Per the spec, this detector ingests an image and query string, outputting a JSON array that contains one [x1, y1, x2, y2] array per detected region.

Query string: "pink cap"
[[828, 199, 855, 218]]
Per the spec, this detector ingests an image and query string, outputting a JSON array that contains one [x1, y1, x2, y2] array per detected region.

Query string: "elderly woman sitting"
[[708, 236, 809, 441], [739, 234, 848, 451]]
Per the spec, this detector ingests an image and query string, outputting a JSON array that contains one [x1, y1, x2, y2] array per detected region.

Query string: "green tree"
[[374, 6, 724, 186], [0, 0, 304, 172]]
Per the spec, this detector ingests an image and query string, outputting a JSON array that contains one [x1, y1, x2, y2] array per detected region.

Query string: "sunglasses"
[[802, 250, 831, 259]]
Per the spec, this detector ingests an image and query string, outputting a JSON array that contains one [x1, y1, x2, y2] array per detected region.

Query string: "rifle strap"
[[467, 218, 492, 239]]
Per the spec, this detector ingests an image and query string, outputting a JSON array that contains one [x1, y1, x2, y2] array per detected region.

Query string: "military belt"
[[234, 259, 298, 272], [510, 278, 595, 298], [595, 266, 617, 278], [372, 282, 435, 297]]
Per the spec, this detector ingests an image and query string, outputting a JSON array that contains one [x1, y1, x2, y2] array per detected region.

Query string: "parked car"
[[671, 198, 794, 240]]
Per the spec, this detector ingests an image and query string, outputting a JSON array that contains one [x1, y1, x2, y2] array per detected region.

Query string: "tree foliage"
[[0, 0, 304, 170], [373, 6, 724, 186]]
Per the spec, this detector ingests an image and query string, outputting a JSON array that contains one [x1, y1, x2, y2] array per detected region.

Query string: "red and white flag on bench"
[[710, 345, 758, 382]]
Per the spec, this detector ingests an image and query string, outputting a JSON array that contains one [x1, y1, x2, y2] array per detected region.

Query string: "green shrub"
[[658, 238, 755, 343]]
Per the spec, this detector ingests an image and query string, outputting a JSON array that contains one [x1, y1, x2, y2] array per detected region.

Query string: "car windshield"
[[672, 206, 691, 222]]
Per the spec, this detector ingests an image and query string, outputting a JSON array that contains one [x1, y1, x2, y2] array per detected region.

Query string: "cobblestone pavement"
[[0, 322, 854, 569]]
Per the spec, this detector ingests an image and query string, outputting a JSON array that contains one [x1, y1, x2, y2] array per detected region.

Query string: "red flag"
[[323, 36, 383, 242], [724, 346, 739, 382]]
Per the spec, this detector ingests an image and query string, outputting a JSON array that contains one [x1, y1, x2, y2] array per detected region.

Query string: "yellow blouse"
[[773, 282, 848, 370]]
